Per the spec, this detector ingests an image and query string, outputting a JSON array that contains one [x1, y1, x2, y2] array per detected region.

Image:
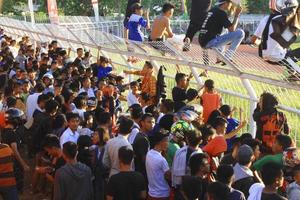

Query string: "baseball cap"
[[87, 97, 97, 107], [131, 3, 143, 12], [215, 0, 232, 5], [42, 73, 54, 79], [238, 144, 254, 165]]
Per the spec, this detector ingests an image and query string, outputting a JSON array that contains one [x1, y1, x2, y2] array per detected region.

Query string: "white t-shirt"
[[127, 91, 139, 107], [26, 92, 41, 121], [60, 127, 79, 147], [128, 122, 140, 144], [146, 149, 170, 198], [78, 88, 95, 98], [254, 16, 287, 62]]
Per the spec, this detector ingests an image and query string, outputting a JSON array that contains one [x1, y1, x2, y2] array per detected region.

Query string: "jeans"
[[0, 186, 19, 200], [206, 29, 245, 59]]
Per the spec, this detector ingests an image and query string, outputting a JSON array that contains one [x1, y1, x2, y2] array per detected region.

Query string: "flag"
[[91, 0, 100, 22], [47, 0, 59, 24]]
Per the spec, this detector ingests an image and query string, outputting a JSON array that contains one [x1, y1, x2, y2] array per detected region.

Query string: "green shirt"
[[253, 153, 283, 171], [166, 140, 180, 167]]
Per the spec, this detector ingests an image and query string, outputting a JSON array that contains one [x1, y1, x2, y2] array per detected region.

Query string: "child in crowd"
[[124, 61, 157, 104], [127, 81, 140, 107], [200, 79, 221, 123], [287, 164, 300, 200], [127, 3, 150, 42], [97, 56, 114, 80]]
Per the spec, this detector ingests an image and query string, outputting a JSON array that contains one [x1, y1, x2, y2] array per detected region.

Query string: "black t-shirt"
[[107, 171, 146, 200], [133, 133, 149, 177], [190, 0, 211, 22], [172, 87, 187, 102], [220, 153, 236, 166], [175, 176, 208, 200], [198, 6, 232, 47], [1, 128, 18, 147], [261, 193, 287, 200]]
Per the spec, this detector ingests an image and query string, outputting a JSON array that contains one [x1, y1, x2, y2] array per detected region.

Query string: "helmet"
[[171, 120, 193, 140], [5, 108, 24, 127], [177, 110, 199, 122], [269, 0, 299, 12]]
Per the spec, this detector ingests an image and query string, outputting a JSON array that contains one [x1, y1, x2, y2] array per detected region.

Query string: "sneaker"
[[183, 40, 191, 52]]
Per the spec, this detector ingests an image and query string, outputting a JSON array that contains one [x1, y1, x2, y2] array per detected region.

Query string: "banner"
[[47, 0, 59, 24], [91, 0, 100, 22], [28, 0, 35, 25]]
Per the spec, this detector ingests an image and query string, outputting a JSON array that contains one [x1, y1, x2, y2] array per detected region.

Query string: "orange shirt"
[[201, 92, 221, 123], [0, 144, 16, 187], [132, 70, 157, 97]]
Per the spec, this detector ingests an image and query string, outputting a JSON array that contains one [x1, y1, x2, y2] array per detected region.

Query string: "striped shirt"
[[0, 144, 16, 187]]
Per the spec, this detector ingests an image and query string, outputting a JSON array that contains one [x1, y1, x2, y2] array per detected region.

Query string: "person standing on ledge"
[[149, 3, 175, 41], [198, 0, 244, 60]]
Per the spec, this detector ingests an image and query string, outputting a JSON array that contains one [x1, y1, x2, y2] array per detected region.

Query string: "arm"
[[123, 70, 143, 76], [228, 7, 242, 32], [224, 120, 247, 139], [165, 18, 174, 38], [11, 143, 29, 171]]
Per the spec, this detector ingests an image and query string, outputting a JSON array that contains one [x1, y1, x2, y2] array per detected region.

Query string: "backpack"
[[156, 65, 167, 105], [261, 111, 285, 148]]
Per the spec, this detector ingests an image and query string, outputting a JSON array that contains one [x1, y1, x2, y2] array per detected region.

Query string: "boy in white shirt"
[[127, 81, 140, 107]]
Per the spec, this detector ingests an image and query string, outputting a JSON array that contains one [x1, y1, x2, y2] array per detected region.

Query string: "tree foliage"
[[1, 0, 272, 16]]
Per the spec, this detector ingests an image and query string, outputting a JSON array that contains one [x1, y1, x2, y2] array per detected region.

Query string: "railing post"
[[241, 78, 257, 138]]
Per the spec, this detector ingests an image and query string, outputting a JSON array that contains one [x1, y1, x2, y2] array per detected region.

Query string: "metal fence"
[[0, 17, 299, 145], [3, 14, 266, 37]]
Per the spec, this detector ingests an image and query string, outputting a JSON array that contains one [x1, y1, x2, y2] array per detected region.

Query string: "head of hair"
[[240, 133, 253, 142], [186, 129, 202, 147], [207, 182, 230, 200], [261, 162, 283, 186], [53, 114, 67, 129], [261, 92, 278, 111], [43, 134, 60, 149], [73, 95, 86, 109], [204, 79, 215, 91], [189, 153, 209, 176], [198, 124, 215, 142], [219, 105, 232, 117], [118, 117, 134, 135], [118, 146, 134, 165], [175, 73, 186, 84], [216, 165, 234, 185], [212, 117, 228, 129], [162, 2, 175, 13], [276, 135, 292, 151], [144, 105, 159, 117], [241, 138, 261, 151], [99, 56, 108, 64], [130, 81, 138, 87], [186, 88, 198, 102], [63, 141, 78, 159], [45, 99, 59, 114], [145, 61, 153, 69], [161, 99, 174, 112], [35, 82, 45, 93], [77, 48, 83, 52], [96, 111, 111, 125], [95, 127, 110, 146], [158, 114, 174, 131], [141, 113, 154, 122], [6, 96, 16, 108], [66, 112, 80, 122]]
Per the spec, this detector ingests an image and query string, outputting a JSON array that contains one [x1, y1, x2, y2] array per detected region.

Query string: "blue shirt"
[[127, 14, 147, 42], [226, 118, 240, 151], [97, 66, 112, 80]]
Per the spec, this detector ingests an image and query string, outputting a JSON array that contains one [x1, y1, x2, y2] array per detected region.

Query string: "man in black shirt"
[[107, 146, 146, 200], [183, 0, 212, 51], [172, 73, 192, 112], [133, 113, 155, 182], [198, 0, 244, 59]]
